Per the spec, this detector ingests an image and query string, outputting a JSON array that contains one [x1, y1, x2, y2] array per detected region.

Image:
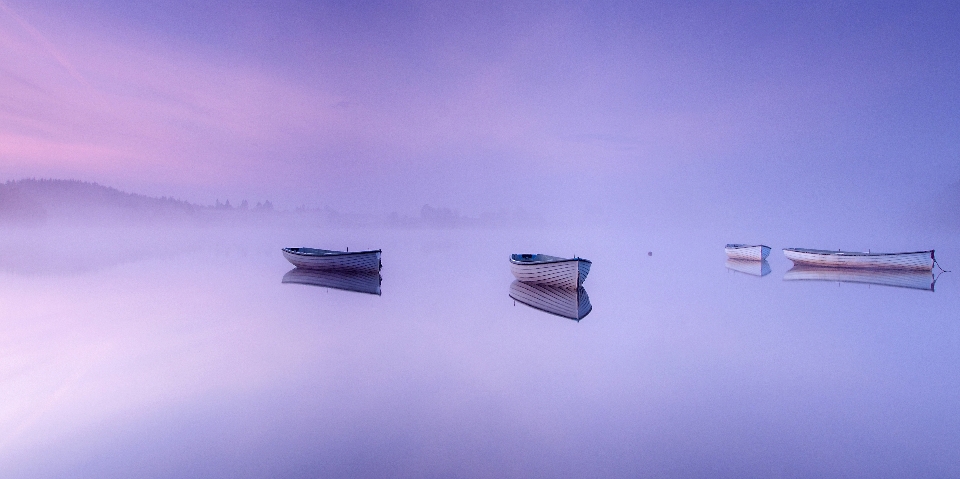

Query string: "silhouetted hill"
[[0, 178, 544, 229], [0, 179, 199, 226]]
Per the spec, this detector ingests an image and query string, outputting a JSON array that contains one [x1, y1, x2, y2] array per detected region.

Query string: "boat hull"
[[509, 256, 590, 289], [783, 248, 934, 271], [282, 248, 381, 272], [725, 244, 771, 261], [509, 281, 592, 320], [725, 259, 772, 277], [282, 268, 382, 295], [783, 265, 936, 292]]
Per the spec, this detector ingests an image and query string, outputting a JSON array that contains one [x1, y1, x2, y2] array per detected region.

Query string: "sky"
[[1, 0, 958, 223]]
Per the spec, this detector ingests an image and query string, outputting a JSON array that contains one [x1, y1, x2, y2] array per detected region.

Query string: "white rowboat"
[[509, 281, 592, 321], [282, 247, 381, 272], [725, 244, 771, 261], [725, 259, 772, 277], [783, 265, 937, 292], [783, 248, 934, 271], [509, 254, 590, 289], [282, 268, 382, 295]]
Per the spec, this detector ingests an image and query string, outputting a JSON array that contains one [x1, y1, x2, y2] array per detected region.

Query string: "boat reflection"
[[725, 259, 772, 277], [282, 267, 382, 295], [783, 265, 937, 292], [509, 280, 592, 321]]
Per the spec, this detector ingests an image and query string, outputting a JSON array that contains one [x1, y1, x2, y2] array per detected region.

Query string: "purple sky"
[[1, 1, 958, 220]]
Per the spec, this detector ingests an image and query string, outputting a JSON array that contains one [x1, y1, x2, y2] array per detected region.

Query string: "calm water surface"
[[1, 224, 958, 478]]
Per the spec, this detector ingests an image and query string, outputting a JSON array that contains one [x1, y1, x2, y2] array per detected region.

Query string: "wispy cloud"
[[0, 7, 364, 196], [0, 1, 87, 86], [1, 1, 958, 215]]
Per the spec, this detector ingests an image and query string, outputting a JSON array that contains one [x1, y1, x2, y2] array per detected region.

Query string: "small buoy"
[[648, 252, 652, 256]]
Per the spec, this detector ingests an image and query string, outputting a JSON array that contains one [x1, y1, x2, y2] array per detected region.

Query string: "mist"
[[2, 2, 960, 477], [1, 1, 958, 225]]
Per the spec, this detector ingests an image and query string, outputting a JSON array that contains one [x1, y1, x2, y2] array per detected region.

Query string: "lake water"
[[1, 223, 958, 478]]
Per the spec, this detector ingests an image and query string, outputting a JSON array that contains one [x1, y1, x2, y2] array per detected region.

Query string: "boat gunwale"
[[509, 254, 592, 266], [282, 247, 382, 257], [725, 244, 771, 250], [783, 247, 934, 258]]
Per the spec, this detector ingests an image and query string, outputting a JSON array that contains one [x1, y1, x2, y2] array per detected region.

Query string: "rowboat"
[[725, 244, 771, 261], [783, 248, 934, 271], [282, 268, 382, 295], [509, 280, 592, 321], [783, 265, 937, 292], [509, 254, 590, 289], [725, 259, 772, 277], [281, 247, 381, 272]]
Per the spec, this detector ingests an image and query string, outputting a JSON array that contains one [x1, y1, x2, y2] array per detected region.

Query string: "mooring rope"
[[933, 257, 950, 273]]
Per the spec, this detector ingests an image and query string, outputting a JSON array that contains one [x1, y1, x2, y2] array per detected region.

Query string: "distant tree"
[[420, 204, 461, 226]]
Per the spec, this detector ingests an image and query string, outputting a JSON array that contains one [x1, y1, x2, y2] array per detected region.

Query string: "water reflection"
[[282, 267, 382, 295], [509, 280, 592, 321], [783, 265, 938, 292], [0, 228, 168, 275], [725, 259, 772, 277]]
